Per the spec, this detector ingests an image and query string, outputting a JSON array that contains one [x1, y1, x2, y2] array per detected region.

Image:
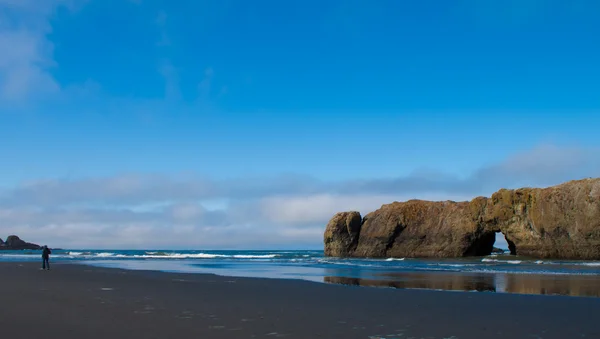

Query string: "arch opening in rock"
[[465, 231, 517, 257], [492, 232, 517, 255]]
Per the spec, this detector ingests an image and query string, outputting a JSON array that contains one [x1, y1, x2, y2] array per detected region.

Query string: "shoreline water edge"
[[2, 249, 600, 297]]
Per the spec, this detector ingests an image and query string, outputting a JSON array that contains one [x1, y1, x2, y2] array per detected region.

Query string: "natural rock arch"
[[324, 178, 600, 259]]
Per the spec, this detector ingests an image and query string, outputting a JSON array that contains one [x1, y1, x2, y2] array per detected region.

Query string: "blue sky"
[[1, 0, 599, 249]]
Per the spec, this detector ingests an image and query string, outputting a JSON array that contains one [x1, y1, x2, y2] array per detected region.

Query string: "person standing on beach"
[[42, 245, 51, 270]]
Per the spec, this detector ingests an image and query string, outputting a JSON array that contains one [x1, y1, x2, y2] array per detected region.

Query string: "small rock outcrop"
[[324, 211, 362, 257], [491, 247, 505, 254], [0, 235, 41, 250], [324, 178, 600, 259]]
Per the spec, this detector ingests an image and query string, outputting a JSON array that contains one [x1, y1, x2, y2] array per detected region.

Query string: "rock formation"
[[0, 235, 41, 250], [491, 247, 505, 254], [324, 178, 600, 259]]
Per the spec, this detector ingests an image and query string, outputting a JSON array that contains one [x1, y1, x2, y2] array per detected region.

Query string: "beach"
[[1, 262, 599, 339]]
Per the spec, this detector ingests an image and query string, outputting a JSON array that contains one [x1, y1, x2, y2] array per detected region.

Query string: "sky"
[[0, 0, 599, 249]]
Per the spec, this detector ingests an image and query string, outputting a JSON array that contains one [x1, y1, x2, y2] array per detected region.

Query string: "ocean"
[[3, 249, 600, 297]]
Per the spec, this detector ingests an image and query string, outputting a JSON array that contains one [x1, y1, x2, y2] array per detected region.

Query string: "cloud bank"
[[0, 144, 598, 249]]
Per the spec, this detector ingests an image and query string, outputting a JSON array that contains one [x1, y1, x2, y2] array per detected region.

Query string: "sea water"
[[2, 249, 600, 297]]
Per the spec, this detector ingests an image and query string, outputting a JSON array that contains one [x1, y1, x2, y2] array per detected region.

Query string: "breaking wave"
[[482, 258, 522, 264], [1, 250, 599, 279], [580, 262, 600, 267], [18, 251, 281, 260], [90, 252, 280, 259]]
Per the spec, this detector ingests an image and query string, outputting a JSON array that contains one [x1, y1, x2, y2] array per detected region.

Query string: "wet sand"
[[1, 262, 599, 339], [325, 270, 600, 297]]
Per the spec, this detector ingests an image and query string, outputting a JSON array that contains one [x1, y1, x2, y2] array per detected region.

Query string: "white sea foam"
[[385, 258, 405, 261], [149, 253, 224, 259], [505, 260, 523, 265], [86, 253, 281, 259], [0, 254, 73, 259], [481, 258, 522, 264], [0, 251, 282, 260], [580, 262, 600, 267], [0, 254, 36, 258], [232, 254, 278, 259]]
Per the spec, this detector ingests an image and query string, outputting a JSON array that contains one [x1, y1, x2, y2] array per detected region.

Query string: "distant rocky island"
[[324, 178, 600, 260], [0, 235, 41, 250]]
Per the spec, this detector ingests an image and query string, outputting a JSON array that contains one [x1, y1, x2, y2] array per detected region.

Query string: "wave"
[[482, 258, 522, 264], [0, 254, 38, 258], [0, 253, 75, 259], [132, 253, 225, 259], [68, 251, 95, 256], [232, 254, 278, 259], [98, 253, 280, 259], [385, 258, 405, 261], [580, 262, 600, 267], [436, 264, 472, 268], [0, 251, 282, 260], [62, 252, 283, 259]]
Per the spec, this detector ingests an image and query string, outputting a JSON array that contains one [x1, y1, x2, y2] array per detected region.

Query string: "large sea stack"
[[0, 235, 41, 250], [324, 178, 600, 259]]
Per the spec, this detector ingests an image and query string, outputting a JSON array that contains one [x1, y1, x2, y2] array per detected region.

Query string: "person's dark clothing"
[[42, 247, 51, 270]]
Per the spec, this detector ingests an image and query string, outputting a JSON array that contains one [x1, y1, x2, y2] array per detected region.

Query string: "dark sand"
[[1, 262, 599, 339]]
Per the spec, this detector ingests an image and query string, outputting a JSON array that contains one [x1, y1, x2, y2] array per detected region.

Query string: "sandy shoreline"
[[1, 262, 599, 339]]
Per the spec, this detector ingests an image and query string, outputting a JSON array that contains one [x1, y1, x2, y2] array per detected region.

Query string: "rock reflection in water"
[[324, 273, 495, 292], [500, 273, 600, 297], [324, 272, 600, 297]]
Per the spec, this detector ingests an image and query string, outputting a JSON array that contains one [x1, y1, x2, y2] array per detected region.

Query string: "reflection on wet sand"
[[499, 273, 600, 297], [324, 272, 600, 297], [324, 273, 495, 293]]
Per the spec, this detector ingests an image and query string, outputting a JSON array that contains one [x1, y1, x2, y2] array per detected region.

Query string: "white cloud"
[[257, 192, 477, 229], [473, 144, 600, 189], [169, 203, 205, 221], [0, 0, 77, 102], [260, 194, 404, 225], [0, 144, 598, 249]]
